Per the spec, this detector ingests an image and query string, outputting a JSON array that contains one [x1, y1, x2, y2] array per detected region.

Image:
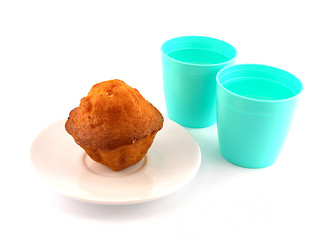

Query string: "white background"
[[1, 0, 319, 239]]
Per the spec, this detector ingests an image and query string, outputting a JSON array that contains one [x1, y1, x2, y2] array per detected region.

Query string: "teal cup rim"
[[216, 64, 303, 103], [161, 36, 237, 67]]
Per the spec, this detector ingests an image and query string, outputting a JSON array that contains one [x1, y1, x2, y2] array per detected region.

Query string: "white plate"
[[30, 118, 201, 205]]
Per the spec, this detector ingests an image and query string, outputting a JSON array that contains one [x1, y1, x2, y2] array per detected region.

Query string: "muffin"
[[65, 79, 164, 171]]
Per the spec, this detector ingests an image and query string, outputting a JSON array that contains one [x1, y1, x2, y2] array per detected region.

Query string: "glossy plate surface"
[[30, 119, 201, 204]]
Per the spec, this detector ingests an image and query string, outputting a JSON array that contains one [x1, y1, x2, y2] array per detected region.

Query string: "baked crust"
[[82, 132, 157, 171], [65, 79, 163, 171]]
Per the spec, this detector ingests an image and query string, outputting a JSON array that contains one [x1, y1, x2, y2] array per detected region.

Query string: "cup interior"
[[161, 36, 237, 65], [217, 64, 303, 101]]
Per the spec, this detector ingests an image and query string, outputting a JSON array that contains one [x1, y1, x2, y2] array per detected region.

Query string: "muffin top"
[[65, 79, 164, 150]]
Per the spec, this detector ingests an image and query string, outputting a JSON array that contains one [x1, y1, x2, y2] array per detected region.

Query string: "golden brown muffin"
[[65, 79, 164, 171]]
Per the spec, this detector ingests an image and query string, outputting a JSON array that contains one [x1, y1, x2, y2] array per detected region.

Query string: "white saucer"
[[30, 118, 201, 205]]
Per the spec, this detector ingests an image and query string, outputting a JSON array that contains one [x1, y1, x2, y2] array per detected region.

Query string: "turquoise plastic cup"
[[161, 36, 237, 128], [216, 64, 303, 168]]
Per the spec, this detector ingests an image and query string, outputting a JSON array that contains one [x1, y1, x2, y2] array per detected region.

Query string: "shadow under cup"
[[161, 36, 237, 128], [216, 64, 303, 168]]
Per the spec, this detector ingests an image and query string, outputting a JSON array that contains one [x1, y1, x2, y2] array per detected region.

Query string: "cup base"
[[222, 155, 277, 169]]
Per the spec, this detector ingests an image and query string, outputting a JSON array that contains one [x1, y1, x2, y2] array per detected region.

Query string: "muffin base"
[[81, 132, 157, 171]]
